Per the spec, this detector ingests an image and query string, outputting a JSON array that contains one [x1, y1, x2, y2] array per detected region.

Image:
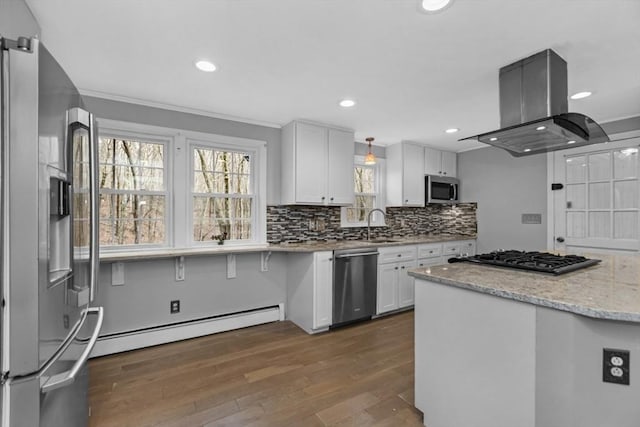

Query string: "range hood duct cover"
[[462, 49, 609, 157]]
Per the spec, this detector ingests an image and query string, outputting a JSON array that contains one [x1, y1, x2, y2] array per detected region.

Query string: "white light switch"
[[111, 262, 125, 286]]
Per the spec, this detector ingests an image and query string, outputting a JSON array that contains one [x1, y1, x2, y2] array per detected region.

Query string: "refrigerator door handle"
[[40, 306, 104, 394], [68, 108, 99, 302]]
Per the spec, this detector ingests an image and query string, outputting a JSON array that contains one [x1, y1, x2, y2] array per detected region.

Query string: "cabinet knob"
[[419, 263, 424, 267], [401, 266, 405, 269], [321, 196, 325, 201], [443, 172, 447, 175], [330, 197, 334, 201], [438, 171, 442, 174], [328, 258, 333, 261], [395, 266, 399, 270], [397, 254, 401, 257], [404, 199, 408, 203]]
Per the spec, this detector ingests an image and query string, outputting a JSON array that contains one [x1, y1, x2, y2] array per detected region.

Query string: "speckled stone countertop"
[[100, 234, 476, 261], [409, 254, 640, 323], [267, 234, 476, 253]]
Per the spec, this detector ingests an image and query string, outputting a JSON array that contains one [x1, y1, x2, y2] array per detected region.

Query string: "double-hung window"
[[98, 134, 168, 248], [191, 145, 254, 243], [341, 156, 386, 227]]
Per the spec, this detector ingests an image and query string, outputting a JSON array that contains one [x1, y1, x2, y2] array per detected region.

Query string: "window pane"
[[614, 181, 637, 209], [588, 182, 610, 209], [566, 156, 586, 184], [614, 148, 638, 180], [614, 212, 637, 239], [232, 198, 252, 219], [565, 184, 585, 209], [354, 167, 375, 193], [110, 219, 164, 245], [136, 167, 164, 191], [229, 174, 251, 194], [231, 220, 252, 240], [566, 212, 586, 238], [589, 212, 610, 238], [231, 152, 251, 175], [588, 152, 611, 181]]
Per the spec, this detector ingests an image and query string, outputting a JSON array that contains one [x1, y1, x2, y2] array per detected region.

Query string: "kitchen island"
[[409, 254, 640, 427]]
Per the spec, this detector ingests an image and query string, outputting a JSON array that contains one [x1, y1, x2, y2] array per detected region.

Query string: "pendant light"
[[364, 137, 376, 165]]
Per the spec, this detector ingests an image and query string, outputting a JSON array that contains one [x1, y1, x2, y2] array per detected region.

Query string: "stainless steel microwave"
[[426, 175, 460, 204]]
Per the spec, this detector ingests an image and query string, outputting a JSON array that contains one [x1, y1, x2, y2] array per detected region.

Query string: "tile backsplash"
[[266, 203, 477, 243]]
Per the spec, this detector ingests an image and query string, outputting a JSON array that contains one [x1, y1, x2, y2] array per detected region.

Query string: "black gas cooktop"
[[448, 250, 601, 275]]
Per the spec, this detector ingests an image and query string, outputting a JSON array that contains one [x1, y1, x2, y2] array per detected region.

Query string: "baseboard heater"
[[90, 304, 284, 358]]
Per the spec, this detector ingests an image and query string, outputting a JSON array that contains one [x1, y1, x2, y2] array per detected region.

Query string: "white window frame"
[[341, 156, 387, 227], [186, 133, 266, 247], [96, 119, 267, 252], [97, 121, 173, 252]]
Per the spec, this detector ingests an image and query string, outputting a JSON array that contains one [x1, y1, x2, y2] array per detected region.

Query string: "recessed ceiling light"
[[524, 148, 532, 152], [339, 99, 356, 108], [445, 128, 459, 134], [536, 126, 546, 131], [420, 0, 454, 13], [567, 140, 576, 144], [489, 137, 498, 141], [570, 91, 592, 100], [195, 60, 217, 72]]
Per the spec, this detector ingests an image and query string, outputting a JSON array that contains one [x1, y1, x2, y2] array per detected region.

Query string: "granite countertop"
[[99, 234, 476, 261], [409, 254, 640, 323], [268, 234, 476, 253]]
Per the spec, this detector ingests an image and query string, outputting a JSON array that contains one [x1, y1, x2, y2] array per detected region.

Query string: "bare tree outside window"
[[98, 137, 166, 246], [346, 165, 376, 223], [192, 147, 253, 242]]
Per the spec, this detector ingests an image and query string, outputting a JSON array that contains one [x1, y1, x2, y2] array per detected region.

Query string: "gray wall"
[[82, 96, 283, 205], [97, 253, 288, 335], [0, 0, 40, 39], [458, 146, 547, 253]]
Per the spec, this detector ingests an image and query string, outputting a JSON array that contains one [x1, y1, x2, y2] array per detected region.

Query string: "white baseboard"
[[90, 306, 281, 358]]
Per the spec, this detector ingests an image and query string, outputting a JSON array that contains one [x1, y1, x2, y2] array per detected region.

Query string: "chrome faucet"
[[367, 208, 386, 240]]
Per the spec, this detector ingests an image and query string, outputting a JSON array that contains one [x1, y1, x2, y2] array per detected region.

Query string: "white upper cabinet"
[[327, 128, 355, 205], [281, 121, 355, 205], [424, 147, 457, 177], [387, 142, 425, 206]]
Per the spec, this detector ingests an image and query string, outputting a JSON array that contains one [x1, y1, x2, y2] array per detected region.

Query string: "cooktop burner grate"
[[449, 250, 601, 275]]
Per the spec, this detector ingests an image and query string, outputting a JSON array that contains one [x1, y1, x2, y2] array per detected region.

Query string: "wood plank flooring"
[[88, 311, 423, 427]]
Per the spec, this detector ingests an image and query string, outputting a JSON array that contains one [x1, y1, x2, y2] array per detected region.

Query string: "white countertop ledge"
[[100, 244, 272, 261]]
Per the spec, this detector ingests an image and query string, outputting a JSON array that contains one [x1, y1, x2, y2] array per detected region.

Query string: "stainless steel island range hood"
[[462, 49, 609, 156]]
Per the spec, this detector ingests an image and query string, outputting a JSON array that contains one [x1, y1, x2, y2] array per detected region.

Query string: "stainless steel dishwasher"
[[332, 247, 379, 327]]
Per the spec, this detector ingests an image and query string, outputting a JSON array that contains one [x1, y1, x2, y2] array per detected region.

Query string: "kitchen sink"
[[367, 238, 401, 243]]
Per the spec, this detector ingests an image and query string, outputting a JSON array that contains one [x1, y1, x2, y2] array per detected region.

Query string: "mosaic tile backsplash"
[[266, 203, 477, 243]]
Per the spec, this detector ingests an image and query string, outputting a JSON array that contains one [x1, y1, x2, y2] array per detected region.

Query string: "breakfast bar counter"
[[409, 253, 640, 427]]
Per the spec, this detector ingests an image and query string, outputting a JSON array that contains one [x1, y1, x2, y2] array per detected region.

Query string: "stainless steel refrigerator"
[[1, 36, 103, 426]]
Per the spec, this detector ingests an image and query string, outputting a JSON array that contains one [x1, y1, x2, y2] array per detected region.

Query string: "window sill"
[[99, 244, 271, 262]]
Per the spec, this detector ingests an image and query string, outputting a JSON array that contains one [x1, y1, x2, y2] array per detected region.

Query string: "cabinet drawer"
[[443, 239, 477, 259], [417, 257, 444, 268], [417, 243, 442, 259], [378, 245, 417, 263]]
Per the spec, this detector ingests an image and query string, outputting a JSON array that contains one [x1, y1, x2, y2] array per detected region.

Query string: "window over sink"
[[340, 156, 386, 227]]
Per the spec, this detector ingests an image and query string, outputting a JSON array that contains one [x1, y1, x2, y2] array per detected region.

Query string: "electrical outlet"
[[170, 300, 180, 314], [603, 348, 630, 385]]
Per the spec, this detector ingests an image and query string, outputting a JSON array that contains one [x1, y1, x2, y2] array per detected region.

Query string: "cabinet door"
[[441, 151, 457, 177], [295, 122, 328, 204], [403, 143, 425, 206], [377, 263, 399, 314], [327, 128, 355, 205], [424, 147, 442, 176], [398, 260, 416, 308], [313, 251, 333, 329]]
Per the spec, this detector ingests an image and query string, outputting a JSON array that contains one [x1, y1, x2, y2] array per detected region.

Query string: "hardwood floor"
[[88, 311, 423, 427]]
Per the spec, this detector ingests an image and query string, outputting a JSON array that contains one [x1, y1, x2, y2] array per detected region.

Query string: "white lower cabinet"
[[313, 251, 333, 329], [377, 245, 417, 315], [287, 251, 333, 334], [398, 260, 417, 308], [443, 239, 477, 258]]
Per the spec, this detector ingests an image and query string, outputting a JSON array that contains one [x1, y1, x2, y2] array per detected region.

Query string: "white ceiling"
[[25, 0, 640, 151]]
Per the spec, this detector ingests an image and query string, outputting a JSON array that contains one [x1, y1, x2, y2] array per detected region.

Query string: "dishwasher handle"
[[334, 251, 379, 259]]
